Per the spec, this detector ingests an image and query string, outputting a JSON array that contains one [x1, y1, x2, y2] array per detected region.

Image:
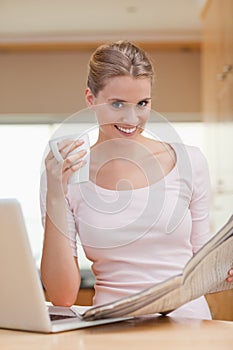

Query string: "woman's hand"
[[45, 138, 87, 196], [226, 268, 233, 283]]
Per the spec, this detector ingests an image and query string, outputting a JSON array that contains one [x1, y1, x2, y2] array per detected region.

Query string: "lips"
[[114, 125, 137, 135]]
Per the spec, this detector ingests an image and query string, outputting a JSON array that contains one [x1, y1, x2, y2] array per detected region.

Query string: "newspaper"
[[82, 215, 233, 321]]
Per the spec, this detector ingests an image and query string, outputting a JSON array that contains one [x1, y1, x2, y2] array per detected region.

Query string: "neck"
[[91, 134, 152, 167]]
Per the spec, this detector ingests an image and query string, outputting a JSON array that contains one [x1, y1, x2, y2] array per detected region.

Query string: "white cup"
[[49, 133, 90, 184]]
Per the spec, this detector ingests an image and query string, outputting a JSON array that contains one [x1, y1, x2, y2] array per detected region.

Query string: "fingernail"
[[74, 140, 83, 146]]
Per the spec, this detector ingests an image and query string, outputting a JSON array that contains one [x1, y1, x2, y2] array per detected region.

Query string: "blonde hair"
[[87, 40, 154, 96]]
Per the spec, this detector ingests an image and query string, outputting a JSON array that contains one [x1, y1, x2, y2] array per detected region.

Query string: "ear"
[[85, 88, 95, 107]]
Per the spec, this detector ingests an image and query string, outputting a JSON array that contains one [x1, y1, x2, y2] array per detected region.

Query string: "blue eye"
[[111, 101, 124, 109]]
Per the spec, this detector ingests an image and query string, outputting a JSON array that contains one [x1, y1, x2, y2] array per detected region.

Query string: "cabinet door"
[[216, 17, 233, 189], [221, 0, 233, 67], [206, 289, 233, 321], [202, 0, 233, 233], [202, 0, 221, 122]]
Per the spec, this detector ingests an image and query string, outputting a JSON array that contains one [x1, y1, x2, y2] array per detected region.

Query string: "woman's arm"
[[40, 139, 86, 306], [41, 197, 81, 307], [189, 147, 233, 284], [189, 148, 211, 253]]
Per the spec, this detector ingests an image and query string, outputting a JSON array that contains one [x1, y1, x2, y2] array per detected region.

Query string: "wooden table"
[[0, 316, 232, 350]]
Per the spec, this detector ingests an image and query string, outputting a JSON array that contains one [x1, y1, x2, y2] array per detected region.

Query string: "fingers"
[[62, 158, 86, 185], [45, 138, 87, 179], [226, 268, 233, 282], [63, 149, 87, 171], [47, 138, 85, 161], [62, 139, 85, 160]]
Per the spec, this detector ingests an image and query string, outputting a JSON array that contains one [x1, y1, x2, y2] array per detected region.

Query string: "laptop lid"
[[0, 199, 131, 333], [0, 198, 52, 332]]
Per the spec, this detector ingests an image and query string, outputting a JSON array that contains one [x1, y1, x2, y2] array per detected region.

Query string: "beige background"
[[0, 49, 201, 117]]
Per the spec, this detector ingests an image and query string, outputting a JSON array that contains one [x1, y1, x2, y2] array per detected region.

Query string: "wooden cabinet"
[[44, 288, 94, 306], [202, 0, 233, 321], [205, 290, 233, 321], [75, 288, 94, 306], [202, 0, 233, 231], [202, 0, 233, 112]]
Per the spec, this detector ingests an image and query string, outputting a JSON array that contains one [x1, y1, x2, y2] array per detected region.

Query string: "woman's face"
[[85, 75, 151, 141]]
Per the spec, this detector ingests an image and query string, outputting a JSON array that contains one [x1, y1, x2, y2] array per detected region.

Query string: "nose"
[[121, 104, 140, 125]]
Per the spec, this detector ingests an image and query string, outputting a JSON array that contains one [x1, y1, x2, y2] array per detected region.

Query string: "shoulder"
[[175, 144, 211, 201], [184, 144, 207, 161], [171, 143, 210, 193], [172, 143, 208, 173], [185, 144, 209, 179]]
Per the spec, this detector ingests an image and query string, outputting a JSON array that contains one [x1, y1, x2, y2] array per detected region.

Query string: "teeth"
[[116, 125, 136, 134]]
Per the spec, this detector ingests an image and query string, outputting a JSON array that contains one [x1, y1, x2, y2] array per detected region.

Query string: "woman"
[[40, 40, 233, 319]]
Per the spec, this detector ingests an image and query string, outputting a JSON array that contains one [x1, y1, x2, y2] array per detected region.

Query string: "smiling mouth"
[[114, 125, 137, 135]]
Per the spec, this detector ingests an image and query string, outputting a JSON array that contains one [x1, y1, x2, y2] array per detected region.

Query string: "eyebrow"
[[108, 97, 151, 102]]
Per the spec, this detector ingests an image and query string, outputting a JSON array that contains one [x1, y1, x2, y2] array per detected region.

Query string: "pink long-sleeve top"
[[41, 142, 212, 319]]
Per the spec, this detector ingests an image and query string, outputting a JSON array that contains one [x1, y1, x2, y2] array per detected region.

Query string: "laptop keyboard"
[[49, 314, 78, 321], [48, 305, 80, 321]]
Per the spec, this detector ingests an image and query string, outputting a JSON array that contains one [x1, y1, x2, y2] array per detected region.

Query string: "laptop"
[[0, 198, 129, 333]]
